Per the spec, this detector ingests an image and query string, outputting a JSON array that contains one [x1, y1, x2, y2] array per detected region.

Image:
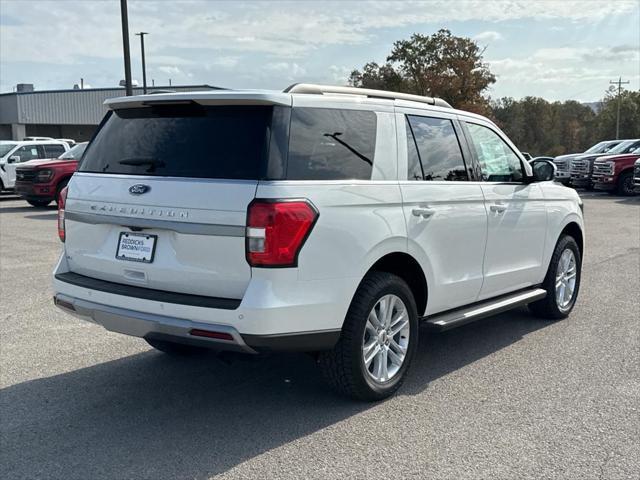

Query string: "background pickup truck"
[[592, 147, 640, 196], [14, 142, 87, 207]]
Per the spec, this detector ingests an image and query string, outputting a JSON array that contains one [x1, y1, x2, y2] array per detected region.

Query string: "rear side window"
[[287, 108, 376, 180], [80, 105, 272, 179], [44, 144, 66, 158], [406, 116, 467, 181]]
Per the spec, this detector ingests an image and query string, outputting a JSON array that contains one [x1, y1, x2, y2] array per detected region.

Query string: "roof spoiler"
[[284, 83, 452, 108]]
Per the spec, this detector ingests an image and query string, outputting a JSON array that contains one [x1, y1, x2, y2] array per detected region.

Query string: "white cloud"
[[0, 0, 638, 97], [473, 31, 503, 42], [157, 66, 182, 76], [2, 1, 638, 64], [488, 45, 640, 100], [264, 62, 307, 81]]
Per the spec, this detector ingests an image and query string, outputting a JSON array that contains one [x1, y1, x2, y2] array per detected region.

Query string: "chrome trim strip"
[[65, 211, 245, 237], [426, 288, 547, 330]]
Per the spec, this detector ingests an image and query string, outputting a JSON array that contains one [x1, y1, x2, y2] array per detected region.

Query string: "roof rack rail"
[[283, 83, 452, 108]]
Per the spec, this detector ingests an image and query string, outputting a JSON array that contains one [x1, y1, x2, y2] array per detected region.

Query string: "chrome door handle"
[[412, 207, 435, 218], [490, 203, 507, 213]]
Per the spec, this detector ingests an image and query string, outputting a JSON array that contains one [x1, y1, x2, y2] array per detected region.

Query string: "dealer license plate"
[[116, 232, 157, 263]]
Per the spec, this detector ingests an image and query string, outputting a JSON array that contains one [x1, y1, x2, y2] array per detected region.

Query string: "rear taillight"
[[246, 199, 318, 267], [58, 186, 68, 242]]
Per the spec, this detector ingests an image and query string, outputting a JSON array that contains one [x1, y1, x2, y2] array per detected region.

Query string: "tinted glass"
[[287, 108, 376, 180], [406, 120, 423, 180], [466, 122, 523, 182], [44, 144, 66, 158], [14, 145, 40, 162], [80, 105, 272, 179], [407, 116, 467, 181], [0, 144, 17, 157]]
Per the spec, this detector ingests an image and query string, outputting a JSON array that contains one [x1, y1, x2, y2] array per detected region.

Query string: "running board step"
[[424, 288, 547, 331]]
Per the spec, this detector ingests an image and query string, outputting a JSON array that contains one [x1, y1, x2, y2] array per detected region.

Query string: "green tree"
[[349, 29, 495, 114], [596, 87, 640, 140]]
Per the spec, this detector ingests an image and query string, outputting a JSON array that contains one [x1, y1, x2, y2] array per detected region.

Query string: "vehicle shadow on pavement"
[[0, 205, 56, 213], [22, 213, 58, 220], [0, 307, 549, 479]]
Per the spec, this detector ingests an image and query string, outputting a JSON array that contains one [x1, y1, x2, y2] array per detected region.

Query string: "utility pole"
[[120, 0, 133, 96], [609, 77, 630, 139], [135, 32, 149, 94]]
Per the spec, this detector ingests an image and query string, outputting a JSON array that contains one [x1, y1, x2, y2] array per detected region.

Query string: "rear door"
[[462, 120, 547, 299], [64, 104, 277, 300], [398, 112, 488, 315]]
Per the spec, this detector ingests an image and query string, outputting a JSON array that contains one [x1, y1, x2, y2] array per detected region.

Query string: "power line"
[[609, 77, 630, 139]]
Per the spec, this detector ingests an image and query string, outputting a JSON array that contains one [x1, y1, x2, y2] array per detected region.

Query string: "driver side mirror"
[[8, 155, 20, 164], [529, 158, 556, 182]]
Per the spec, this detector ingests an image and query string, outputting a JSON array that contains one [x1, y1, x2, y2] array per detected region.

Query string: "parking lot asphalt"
[[0, 191, 638, 480]]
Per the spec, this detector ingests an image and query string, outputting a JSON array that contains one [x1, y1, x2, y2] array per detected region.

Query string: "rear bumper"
[[52, 254, 352, 352], [53, 292, 341, 353]]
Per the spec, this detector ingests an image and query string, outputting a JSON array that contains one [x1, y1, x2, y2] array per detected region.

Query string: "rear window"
[[79, 105, 272, 179], [287, 108, 376, 180]]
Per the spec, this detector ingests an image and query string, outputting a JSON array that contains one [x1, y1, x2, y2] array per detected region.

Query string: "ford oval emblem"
[[129, 184, 150, 195]]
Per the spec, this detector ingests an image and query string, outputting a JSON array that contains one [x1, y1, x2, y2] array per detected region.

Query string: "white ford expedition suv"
[[53, 84, 584, 400]]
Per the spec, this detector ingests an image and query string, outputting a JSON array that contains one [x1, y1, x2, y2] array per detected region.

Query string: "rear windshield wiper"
[[118, 157, 166, 172]]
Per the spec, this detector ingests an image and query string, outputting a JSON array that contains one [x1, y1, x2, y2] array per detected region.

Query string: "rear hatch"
[[64, 102, 280, 300]]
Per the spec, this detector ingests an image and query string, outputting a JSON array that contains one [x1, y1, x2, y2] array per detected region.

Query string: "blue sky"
[[1, 0, 638, 101]]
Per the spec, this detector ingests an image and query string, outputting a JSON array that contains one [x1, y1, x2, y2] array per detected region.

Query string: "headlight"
[[606, 161, 615, 173], [35, 169, 54, 182]]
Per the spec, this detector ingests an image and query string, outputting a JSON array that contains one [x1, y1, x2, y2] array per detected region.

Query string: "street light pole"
[[120, 0, 133, 96], [136, 32, 149, 94]]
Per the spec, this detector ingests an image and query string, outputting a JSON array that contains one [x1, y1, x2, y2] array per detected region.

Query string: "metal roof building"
[[0, 84, 222, 141]]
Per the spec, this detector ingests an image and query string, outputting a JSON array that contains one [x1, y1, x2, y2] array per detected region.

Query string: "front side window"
[[287, 108, 376, 180], [13, 145, 40, 162], [406, 116, 467, 181], [465, 122, 523, 182]]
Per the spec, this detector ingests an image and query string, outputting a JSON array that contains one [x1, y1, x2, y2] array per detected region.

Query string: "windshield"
[[59, 142, 87, 160], [607, 140, 640, 155], [0, 143, 17, 157], [584, 142, 607, 154]]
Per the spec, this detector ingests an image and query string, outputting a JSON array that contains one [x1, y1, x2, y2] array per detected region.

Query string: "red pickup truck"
[[15, 142, 87, 207], [592, 146, 640, 196]]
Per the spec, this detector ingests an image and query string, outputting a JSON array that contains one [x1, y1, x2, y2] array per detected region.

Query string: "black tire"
[[55, 179, 69, 206], [616, 171, 636, 196], [529, 235, 581, 320], [145, 338, 207, 356], [318, 271, 419, 401], [27, 199, 51, 207]]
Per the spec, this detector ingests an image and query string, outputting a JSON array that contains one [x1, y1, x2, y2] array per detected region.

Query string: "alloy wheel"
[[555, 249, 577, 312], [362, 294, 410, 382]]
